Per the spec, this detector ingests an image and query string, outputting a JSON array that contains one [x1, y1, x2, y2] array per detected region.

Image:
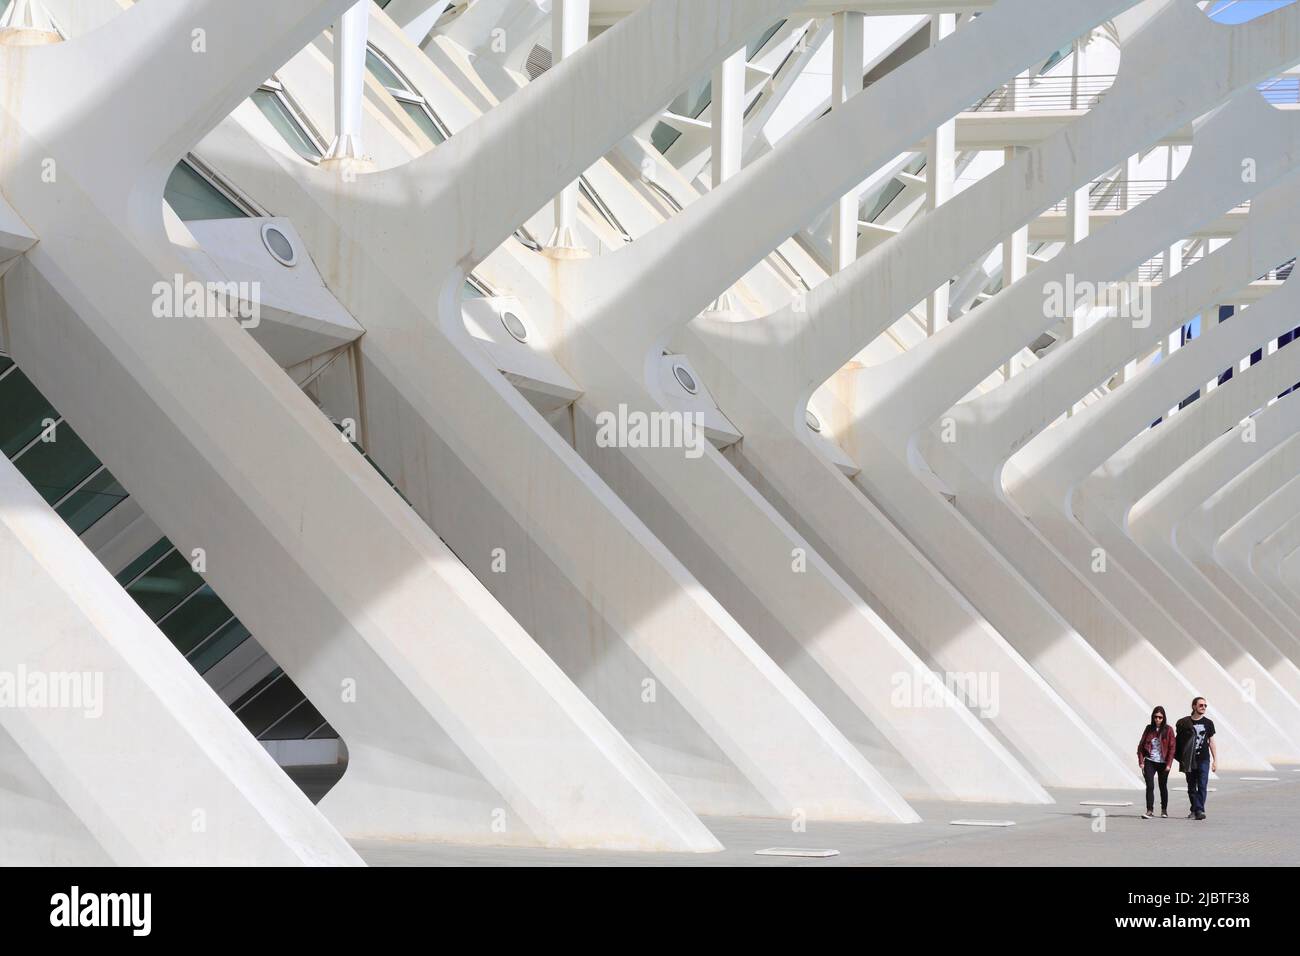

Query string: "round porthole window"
[[261, 223, 298, 267], [805, 409, 822, 432], [501, 311, 528, 343], [672, 363, 698, 395]]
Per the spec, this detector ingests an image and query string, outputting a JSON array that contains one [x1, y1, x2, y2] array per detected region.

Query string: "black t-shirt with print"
[[1189, 717, 1215, 758]]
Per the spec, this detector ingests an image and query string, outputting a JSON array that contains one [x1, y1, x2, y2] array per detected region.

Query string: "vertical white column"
[[1000, 69, 1028, 379], [1121, 152, 1140, 209], [705, 45, 746, 313], [1063, 183, 1089, 414], [322, 1, 371, 167], [1066, 184, 1091, 251], [1001, 149, 1029, 379], [1063, 27, 1091, 400], [925, 13, 956, 334], [1162, 146, 1183, 292], [1117, 153, 1141, 385], [1205, 303, 1221, 394], [712, 49, 745, 185], [1163, 236, 1185, 417], [543, 0, 591, 258], [830, 11, 865, 274]]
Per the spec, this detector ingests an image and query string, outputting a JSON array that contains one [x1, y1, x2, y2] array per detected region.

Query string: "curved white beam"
[[1255, 517, 1300, 623], [24, 0, 357, 221], [1218, 480, 1300, 649], [350, 0, 801, 282], [1130, 392, 1300, 718], [1181, 441, 1300, 664]]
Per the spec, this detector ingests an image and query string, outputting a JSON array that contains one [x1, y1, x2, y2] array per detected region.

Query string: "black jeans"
[[1143, 758, 1169, 812]]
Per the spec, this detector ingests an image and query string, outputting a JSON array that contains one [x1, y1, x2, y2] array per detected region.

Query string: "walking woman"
[[1137, 705, 1176, 819]]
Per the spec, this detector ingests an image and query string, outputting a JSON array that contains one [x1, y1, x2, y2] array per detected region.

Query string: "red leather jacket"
[[1137, 725, 1176, 764]]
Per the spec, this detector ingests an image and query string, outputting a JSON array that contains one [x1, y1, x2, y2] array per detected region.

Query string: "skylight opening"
[[1204, 0, 1297, 24]]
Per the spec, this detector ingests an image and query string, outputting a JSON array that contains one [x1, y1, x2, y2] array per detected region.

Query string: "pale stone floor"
[[284, 766, 1300, 867]]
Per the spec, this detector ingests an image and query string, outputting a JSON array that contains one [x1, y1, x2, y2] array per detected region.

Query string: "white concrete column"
[[1064, 181, 1089, 413], [1120, 152, 1140, 209], [1163, 239, 1185, 415], [543, 0, 592, 258], [1066, 186, 1091, 248], [712, 48, 745, 185], [1001, 143, 1028, 379], [322, 1, 371, 167], [1203, 303, 1220, 393], [1118, 155, 1141, 388], [706, 45, 746, 311], [830, 11, 865, 274], [925, 12, 956, 334]]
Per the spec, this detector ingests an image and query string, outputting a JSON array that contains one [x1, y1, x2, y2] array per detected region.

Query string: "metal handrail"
[[1259, 257, 1296, 282], [970, 74, 1118, 112], [1046, 179, 1254, 214], [1137, 252, 1206, 282], [1046, 178, 1168, 213]]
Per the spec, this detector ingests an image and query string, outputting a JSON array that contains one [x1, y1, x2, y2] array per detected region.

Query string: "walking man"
[[1175, 697, 1217, 821]]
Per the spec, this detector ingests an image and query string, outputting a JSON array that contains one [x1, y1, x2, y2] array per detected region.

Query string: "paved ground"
[[330, 767, 1300, 866]]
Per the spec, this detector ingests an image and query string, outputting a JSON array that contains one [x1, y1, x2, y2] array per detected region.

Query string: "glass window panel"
[[1040, 46, 1070, 75], [746, 20, 786, 60], [651, 121, 682, 156], [397, 99, 445, 144], [116, 538, 173, 587], [307, 722, 339, 740], [251, 89, 321, 160], [158, 585, 235, 656], [125, 548, 203, 621], [236, 673, 309, 737], [56, 468, 127, 535], [676, 78, 712, 120], [261, 697, 329, 740], [865, 178, 906, 223], [189, 619, 251, 674], [13, 424, 101, 505], [655, 77, 713, 155], [232, 668, 282, 711], [0, 355, 12, 374], [365, 49, 408, 91], [0, 368, 58, 458], [164, 161, 247, 221]]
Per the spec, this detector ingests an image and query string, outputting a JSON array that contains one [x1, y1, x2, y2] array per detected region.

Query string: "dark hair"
[[1149, 705, 1167, 732], [1192, 697, 1207, 709]]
